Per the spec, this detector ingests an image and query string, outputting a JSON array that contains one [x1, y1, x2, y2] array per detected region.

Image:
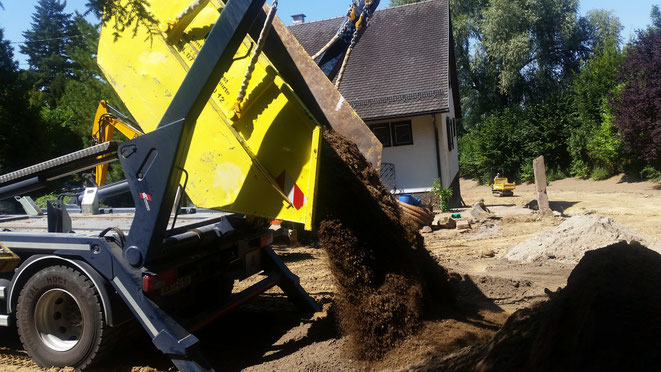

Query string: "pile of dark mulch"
[[315, 130, 453, 359], [471, 241, 661, 371]]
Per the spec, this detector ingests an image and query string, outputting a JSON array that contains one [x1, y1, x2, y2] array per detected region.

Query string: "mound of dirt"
[[505, 214, 661, 263], [315, 130, 453, 359], [474, 241, 661, 371]]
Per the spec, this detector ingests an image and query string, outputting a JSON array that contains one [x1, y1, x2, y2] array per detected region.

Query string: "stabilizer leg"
[[263, 247, 321, 313]]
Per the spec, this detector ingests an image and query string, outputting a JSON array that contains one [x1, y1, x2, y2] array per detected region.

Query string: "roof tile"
[[289, 0, 451, 120]]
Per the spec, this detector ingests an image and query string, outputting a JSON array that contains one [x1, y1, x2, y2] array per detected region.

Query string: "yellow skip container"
[[98, 0, 321, 230]]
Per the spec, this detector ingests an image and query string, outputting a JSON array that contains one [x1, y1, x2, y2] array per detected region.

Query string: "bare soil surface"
[[2, 175, 660, 371]]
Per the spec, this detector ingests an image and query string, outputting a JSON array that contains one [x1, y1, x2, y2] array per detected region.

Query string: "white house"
[[290, 0, 461, 204]]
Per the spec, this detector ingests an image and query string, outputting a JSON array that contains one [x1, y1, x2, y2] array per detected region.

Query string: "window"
[[446, 117, 456, 151], [370, 123, 391, 147], [369, 120, 413, 147], [392, 121, 413, 146]]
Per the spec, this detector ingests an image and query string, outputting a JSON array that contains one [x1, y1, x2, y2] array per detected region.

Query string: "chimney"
[[291, 14, 306, 24]]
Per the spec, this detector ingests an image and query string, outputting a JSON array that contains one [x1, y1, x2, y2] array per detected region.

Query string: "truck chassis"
[[0, 1, 319, 370]]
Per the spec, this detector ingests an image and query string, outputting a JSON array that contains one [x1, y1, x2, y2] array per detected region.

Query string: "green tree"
[[651, 5, 661, 28], [568, 34, 623, 178], [20, 0, 74, 106], [19, 0, 89, 162], [584, 9, 623, 49], [85, 0, 156, 39], [459, 95, 573, 184], [59, 14, 124, 142], [447, 0, 601, 130], [0, 29, 44, 172]]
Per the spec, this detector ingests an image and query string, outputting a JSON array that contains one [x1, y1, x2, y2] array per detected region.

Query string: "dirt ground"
[[2, 175, 660, 371]]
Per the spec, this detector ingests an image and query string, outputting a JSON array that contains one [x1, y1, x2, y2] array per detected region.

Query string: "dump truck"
[[0, 0, 382, 370], [492, 177, 516, 197]]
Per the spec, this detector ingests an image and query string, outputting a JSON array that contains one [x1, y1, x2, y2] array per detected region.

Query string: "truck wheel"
[[16, 265, 113, 369]]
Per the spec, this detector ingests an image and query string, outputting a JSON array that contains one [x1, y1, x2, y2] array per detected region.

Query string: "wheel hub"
[[34, 289, 83, 352]]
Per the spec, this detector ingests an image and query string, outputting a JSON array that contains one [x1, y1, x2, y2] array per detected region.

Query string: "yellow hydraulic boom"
[[91, 100, 144, 186]]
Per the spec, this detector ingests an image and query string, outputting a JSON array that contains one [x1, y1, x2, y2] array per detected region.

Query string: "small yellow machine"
[[492, 177, 516, 197]]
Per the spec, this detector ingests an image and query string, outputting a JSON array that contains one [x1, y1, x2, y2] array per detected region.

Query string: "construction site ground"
[[1, 175, 660, 371]]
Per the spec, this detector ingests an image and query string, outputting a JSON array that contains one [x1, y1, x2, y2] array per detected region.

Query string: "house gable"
[[289, 0, 460, 121]]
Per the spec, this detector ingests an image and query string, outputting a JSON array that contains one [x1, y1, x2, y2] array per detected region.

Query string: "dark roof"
[[289, 0, 460, 121]]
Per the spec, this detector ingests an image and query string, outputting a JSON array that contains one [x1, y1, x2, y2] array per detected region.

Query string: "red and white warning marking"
[[276, 171, 306, 210]]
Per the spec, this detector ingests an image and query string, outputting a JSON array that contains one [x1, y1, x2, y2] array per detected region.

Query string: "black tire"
[[16, 265, 114, 370]]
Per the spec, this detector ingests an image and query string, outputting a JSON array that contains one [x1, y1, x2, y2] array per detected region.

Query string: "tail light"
[[142, 269, 177, 292], [259, 232, 274, 247]]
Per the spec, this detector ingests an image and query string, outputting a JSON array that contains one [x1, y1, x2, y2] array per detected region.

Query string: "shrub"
[[431, 178, 453, 211], [547, 167, 568, 182], [591, 167, 611, 181], [35, 193, 58, 208], [519, 161, 535, 183], [640, 165, 661, 181], [570, 158, 591, 178]]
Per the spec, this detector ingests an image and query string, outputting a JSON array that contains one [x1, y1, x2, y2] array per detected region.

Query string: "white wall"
[[438, 83, 459, 188], [373, 115, 439, 193], [370, 87, 460, 193]]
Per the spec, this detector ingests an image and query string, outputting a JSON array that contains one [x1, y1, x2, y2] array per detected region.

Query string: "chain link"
[[233, 0, 278, 118]]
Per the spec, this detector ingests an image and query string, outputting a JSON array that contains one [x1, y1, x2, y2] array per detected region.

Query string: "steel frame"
[[0, 1, 320, 370]]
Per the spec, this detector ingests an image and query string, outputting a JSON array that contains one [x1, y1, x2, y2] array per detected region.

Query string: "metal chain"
[[233, 0, 278, 116], [311, 1, 357, 60], [336, 0, 374, 89]]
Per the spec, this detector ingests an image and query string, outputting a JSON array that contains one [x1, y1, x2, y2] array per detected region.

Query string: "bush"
[[431, 178, 453, 211], [33, 191, 74, 208], [640, 165, 661, 181], [570, 158, 591, 178], [519, 161, 535, 183], [547, 167, 568, 182], [591, 167, 611, 181]]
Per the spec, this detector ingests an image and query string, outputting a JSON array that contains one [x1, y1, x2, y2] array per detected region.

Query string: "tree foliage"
[[20, 0, 74, 106], [612, 26, 661, 168], [58, 13, 127, 145], [651, 5, 661, 29], [0, 29, 44, 173], [460, 95, 573, 184], [446, 0, 620, 131], [0, 0, 139, 192], [85, 0, 156, 39], [1, 1, 126, 175], [568, 34, 623, 178]]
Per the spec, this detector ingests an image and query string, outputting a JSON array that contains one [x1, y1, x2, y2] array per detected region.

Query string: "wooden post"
[[533, 156, 552, 215]]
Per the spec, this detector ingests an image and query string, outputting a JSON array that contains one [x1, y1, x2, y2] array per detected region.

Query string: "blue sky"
[[1, 0, 659, 67]]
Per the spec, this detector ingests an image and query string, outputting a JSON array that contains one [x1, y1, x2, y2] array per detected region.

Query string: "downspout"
[[432, 113, 442, 181]]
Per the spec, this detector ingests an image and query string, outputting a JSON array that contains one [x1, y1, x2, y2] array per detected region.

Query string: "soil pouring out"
[[315, 129, 453, 359]]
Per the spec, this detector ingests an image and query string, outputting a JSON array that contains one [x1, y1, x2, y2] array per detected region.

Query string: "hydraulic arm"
[[91, 100, 144, 186]]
